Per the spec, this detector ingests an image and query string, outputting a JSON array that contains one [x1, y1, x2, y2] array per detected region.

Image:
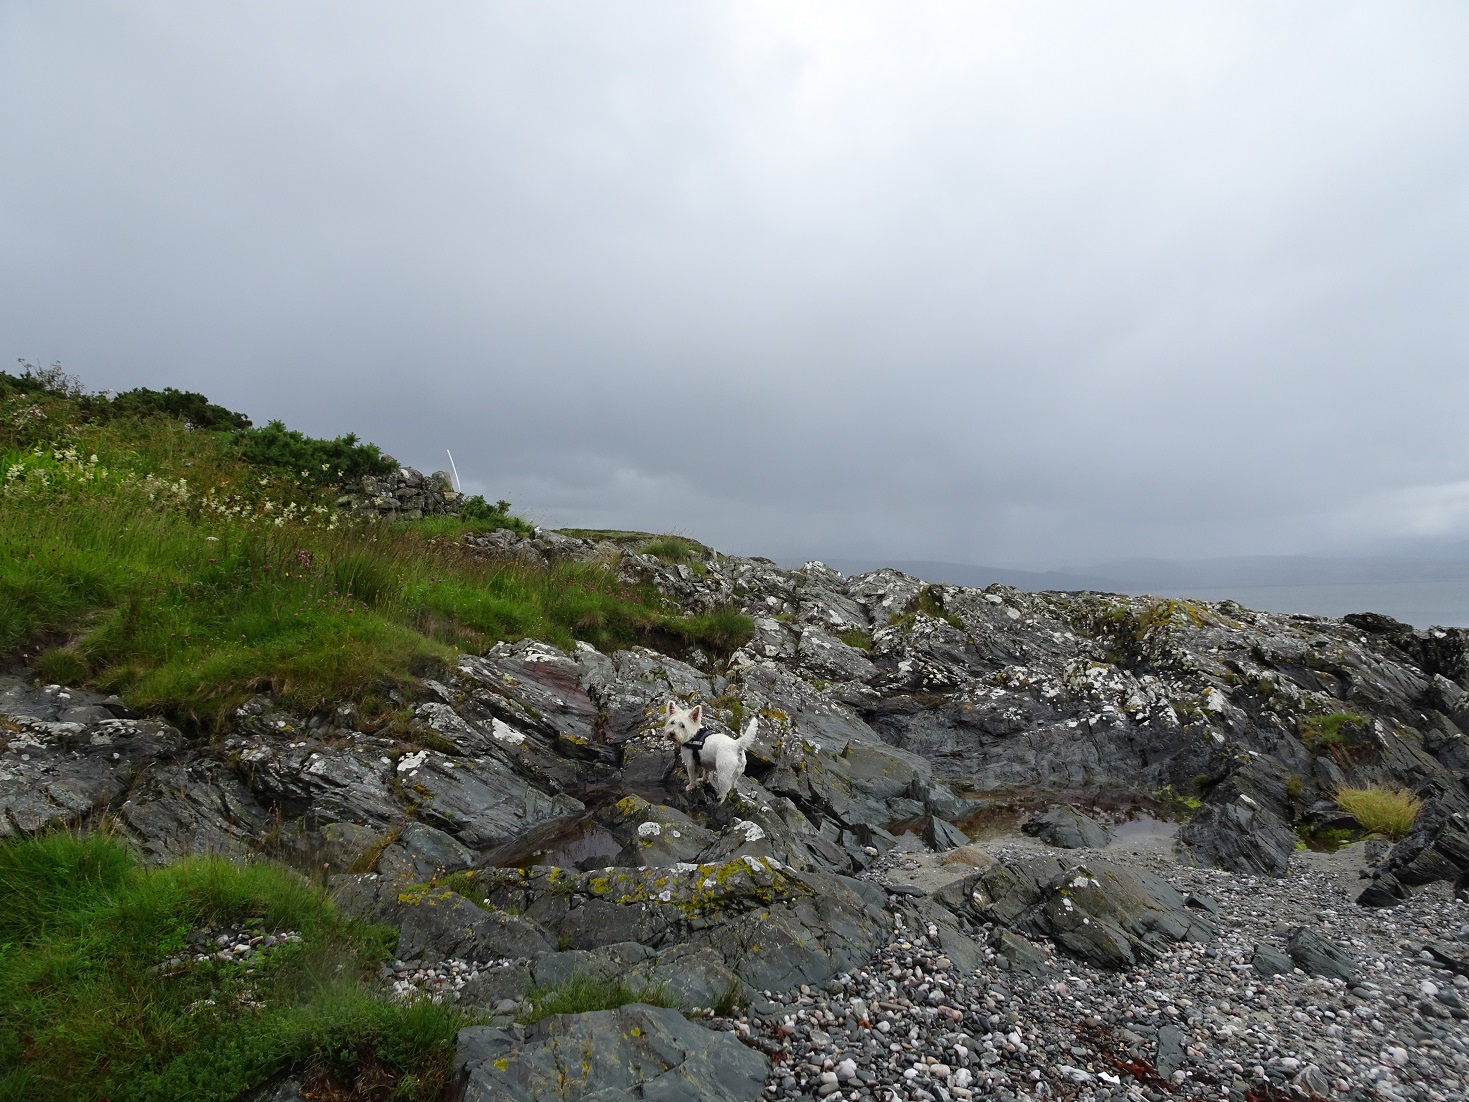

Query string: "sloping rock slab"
[[1371, 803, 1469, 900], [956, 856, 1213, 969], [1022, 805, 1112, 849], [1179, 798, 1297, 877], [396, 749, 583, 847], [457, 1005, 769, 1102]]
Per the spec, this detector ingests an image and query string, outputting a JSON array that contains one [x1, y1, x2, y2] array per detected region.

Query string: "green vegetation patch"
[[1333, 785, 1423, 840], [639, 536, 706, 566], [236, 420, 396, 488], [1298, 713, 1370, 758], [0, 831, 466, 1102], [0, 371, 752, 730], [517, 970, 674, 1025], [460, 494, 535, 535]]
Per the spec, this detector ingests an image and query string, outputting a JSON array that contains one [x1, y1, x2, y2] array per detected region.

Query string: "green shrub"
[[517, 970, 674, 1025], [237, 420, 396, 486], [1304, 711, 1369, 764], [838, 629, 873, 652], [1333, 785, 1422, 840], [110, 387, 251, 431]]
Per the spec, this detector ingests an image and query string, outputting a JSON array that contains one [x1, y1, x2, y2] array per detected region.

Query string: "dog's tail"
[[734, 717, 758, 750]]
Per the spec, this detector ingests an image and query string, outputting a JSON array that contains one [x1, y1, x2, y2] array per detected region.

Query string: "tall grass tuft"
[[1332, 785, 1423, 840]]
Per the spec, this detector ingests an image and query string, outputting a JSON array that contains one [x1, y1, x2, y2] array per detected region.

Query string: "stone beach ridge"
[[4, 525, 1469, 1101]]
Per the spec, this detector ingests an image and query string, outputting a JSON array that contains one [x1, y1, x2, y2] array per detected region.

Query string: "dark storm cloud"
[[3, 2, 1468, 567]]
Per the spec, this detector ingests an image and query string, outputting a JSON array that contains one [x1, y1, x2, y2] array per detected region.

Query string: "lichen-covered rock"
[[457, 1004, 770, 1102], [470, 858, 889, 991], [0, 709, 185, 837], [393, 887, 557, 962]]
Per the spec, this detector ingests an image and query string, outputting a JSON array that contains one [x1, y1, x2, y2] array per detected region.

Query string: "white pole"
[[446, 450, 462, 492]]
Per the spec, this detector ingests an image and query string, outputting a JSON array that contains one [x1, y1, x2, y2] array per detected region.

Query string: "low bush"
[[110, 386, 252, 431], [1332, 785, 1423, 840], [460, 494, 535, 535], [236, 419, 396, 487]]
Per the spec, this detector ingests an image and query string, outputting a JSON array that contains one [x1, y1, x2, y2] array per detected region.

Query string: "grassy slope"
[[0, 373, 752, 730]]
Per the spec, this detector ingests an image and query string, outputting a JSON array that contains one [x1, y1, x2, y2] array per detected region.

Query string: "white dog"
[[661, 701, 757, 804]]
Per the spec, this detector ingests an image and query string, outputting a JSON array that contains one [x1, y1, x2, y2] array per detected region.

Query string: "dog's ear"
[[688, 705, 702, 726], [665, 700, 677, 715]]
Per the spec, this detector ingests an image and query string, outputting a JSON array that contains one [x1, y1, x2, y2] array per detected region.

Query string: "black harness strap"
[[684, 727, 714, 767]]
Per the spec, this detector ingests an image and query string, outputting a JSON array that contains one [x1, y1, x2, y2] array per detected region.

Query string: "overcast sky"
[[4, 3, 1468, 569]]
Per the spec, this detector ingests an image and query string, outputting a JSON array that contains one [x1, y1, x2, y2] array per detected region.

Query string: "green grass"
[[516, 970, 674, 1025], [0, 391, 753, 730], [1333, 785, 1423, 840], [639, 537, 703, 565], [1298, 713, 1369, 756], [0, 831, 466, 1102]]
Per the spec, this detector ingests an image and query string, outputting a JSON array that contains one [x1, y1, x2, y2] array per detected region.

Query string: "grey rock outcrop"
[[457, 1004, 770, 1102], [1179, 796, 1298, 877]]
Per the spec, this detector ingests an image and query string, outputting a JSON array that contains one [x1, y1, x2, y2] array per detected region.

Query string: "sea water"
[[1153, 579, 1469, 629]]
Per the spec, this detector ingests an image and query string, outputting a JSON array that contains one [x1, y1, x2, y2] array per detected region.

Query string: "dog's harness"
[[683, 727, 715, 767]]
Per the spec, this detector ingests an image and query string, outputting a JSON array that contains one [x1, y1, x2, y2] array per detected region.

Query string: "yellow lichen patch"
[[613, 794, 652, 819], [396, 886, 454, 907]]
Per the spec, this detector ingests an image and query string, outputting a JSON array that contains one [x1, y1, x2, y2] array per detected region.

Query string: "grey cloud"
[[3, 2, 1468, 572]]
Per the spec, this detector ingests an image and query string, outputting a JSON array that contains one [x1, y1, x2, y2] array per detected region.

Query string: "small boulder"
[[1155, 1024, 1187, 1078], [1251, 943, 1294, 977], [1022, 805, 1112, 850], [923, 816, 970, 851], [958, 856, 1212, 969], [1286, 927, 1355, 981]]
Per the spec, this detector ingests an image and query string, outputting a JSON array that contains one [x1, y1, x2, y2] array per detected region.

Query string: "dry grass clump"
[[1332, 785, 1423, 841]]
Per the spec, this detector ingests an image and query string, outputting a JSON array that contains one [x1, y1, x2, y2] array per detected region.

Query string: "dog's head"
[[661, 701, 702, 746]]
